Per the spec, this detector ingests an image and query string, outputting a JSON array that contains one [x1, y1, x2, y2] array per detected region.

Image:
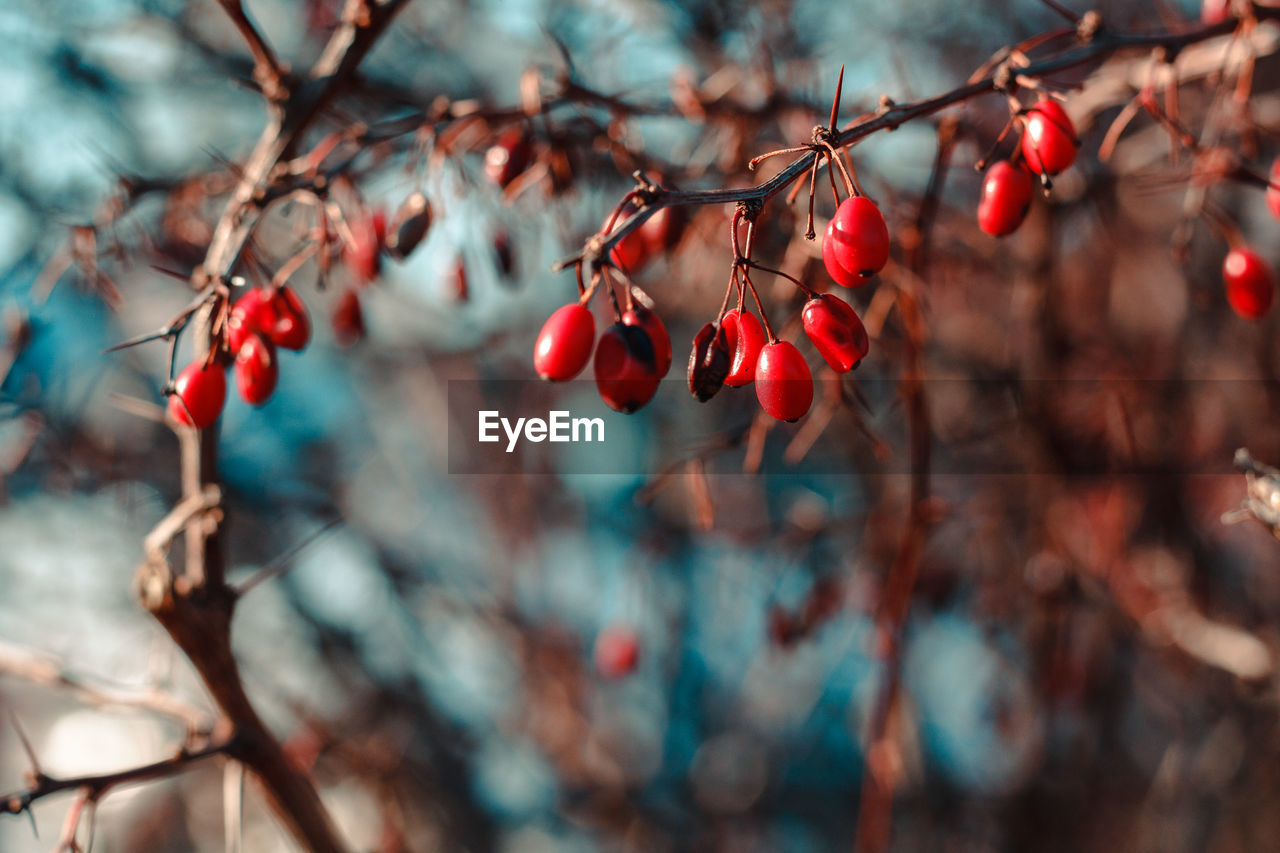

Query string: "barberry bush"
[[3, 0, 1280, 851]]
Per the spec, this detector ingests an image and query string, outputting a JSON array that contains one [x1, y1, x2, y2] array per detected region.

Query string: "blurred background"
[[3, 0, 1280, 850]]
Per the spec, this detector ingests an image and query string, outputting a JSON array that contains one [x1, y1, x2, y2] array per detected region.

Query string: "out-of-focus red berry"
[[594, 626, 639, 679], [169, 359, 227, 428], [484, 127, 533, 188], [234, 332, 278, 406], [977, 160, 1035, 237], [1223, 247, 1275, 320], [331, 288, 364, 347]]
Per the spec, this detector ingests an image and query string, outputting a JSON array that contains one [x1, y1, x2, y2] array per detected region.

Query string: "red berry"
[[977, 160, 1034, 237], [606, 201, 685, 274], [346, 209, 385, 285], [1201, 0, 1231, 25], [594, 626, 639, 679], [822, 220, 862, 288], [265, 286, 311, 351], [594, 323, 661, 413], [234, 333, 278, 406], [533, 303, 595, 381], [802, 294, 869, 373], [331, 288, 364, 347], [827, 196, 890, 282], [1223, 247, 1275, 320], [1266, 158, 1280, 221], [721, 309, 766, 387], [168, 359, 227, 428], [227, 288, 269, 354], [622, 305, 671, 378], [754, 340, 813, 422], [484, 127, 533, 188], [1021, 99, 1077, 176]]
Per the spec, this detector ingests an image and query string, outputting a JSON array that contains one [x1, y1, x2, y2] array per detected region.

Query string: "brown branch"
[[127, 4, 415, 853], [1231, 448, 1280, 543], [555, 6, 1276, 272], [0, 641, 212, 733], [852, 119, 954, 853], [214, 0, 288, 101], [1, 737, 233, 818]]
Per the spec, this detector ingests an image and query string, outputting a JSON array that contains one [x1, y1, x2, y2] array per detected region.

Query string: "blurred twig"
[[1230, 448, 1280, 543]]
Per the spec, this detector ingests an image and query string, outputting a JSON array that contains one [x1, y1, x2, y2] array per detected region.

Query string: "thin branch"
[[2, 739, 233, 818], [554, 8, 1273, 270], [214, 0, 288, 101], [0, 641, 212, 732]]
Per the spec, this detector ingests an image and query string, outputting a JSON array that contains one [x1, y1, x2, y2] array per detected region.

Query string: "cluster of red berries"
[[165, 188, 438, 429], [534, 298, 673, 413], [168, 285, 311, 428], [531, 197, 684, 414], [533, 285, 870, 423], [971, 97, 1277, 321], [975, 98, 1078, 238]]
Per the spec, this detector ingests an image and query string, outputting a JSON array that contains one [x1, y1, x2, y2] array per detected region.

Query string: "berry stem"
[[824, 155, 842, 207], [975, 115, 1019, 170], [742, 271, 776, 344], [749, 145, 816, 171], [745, 260, 815, 298], [804, 155, 820, 240], [715, 271, 737, 322], [825, 142, 858, 198]]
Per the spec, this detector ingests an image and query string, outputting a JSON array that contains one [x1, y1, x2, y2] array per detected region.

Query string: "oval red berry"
[[754, 340, 813, 422], [534, 303, 595, 381], [1223, 247, 1275, 320], [977, 160, 1034, 237], [484, 127, 533, 188], [828, 196, 890, 281], [722, 309, 766, 387], [822, 220, 862, 288], [622, 305, 671, 378], [802, 294, 869, 373], [332, 288, 364, 347], [1021, 99, 1077, 176], [169, 359, 227, 429], [234, 333, 279, 406], [227, 288, 269, 355], [266, 286, 311, 351], [594, 323, 660, 413]]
